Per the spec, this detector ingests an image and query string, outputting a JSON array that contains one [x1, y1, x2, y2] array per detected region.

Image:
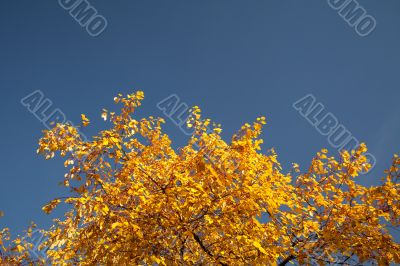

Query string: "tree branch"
[[279, 255, 295, 266]]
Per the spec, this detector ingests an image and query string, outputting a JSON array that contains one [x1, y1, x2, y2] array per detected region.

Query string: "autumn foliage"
[[1, 91, 400, 265]]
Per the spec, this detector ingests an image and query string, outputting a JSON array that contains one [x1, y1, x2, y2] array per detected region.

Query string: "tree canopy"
[[1, 91, 400, 265]]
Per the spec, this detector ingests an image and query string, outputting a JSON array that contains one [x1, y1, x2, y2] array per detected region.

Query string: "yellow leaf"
[[81, 114, 90, 127], [214, 128, 222, 134], [101, 111, 108, 121], [111, 222, 120, 229], [253, 240, 268, 255], [42, 199, 61, 214], [15, 245, 24, 253]]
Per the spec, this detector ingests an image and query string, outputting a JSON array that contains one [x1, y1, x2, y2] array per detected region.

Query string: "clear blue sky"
[[1, 0, 399, 237]]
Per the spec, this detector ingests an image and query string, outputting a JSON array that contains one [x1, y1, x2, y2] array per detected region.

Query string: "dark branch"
[[279, 255, 295, 266]]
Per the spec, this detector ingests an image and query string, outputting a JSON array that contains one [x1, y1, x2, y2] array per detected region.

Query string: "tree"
[[1, 91, 399, 265]]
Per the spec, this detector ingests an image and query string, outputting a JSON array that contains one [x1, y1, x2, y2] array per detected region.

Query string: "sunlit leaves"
[[1, 91, 399, 265], [81, 114, 90, 127], [42, 199, 62, 214]]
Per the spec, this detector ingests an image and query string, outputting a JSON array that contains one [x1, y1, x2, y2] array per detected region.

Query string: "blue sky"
[[1, 0, 400, 237]]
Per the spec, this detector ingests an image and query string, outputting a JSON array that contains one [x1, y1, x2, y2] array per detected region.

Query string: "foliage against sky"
[[1, 92, 400, 265]]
